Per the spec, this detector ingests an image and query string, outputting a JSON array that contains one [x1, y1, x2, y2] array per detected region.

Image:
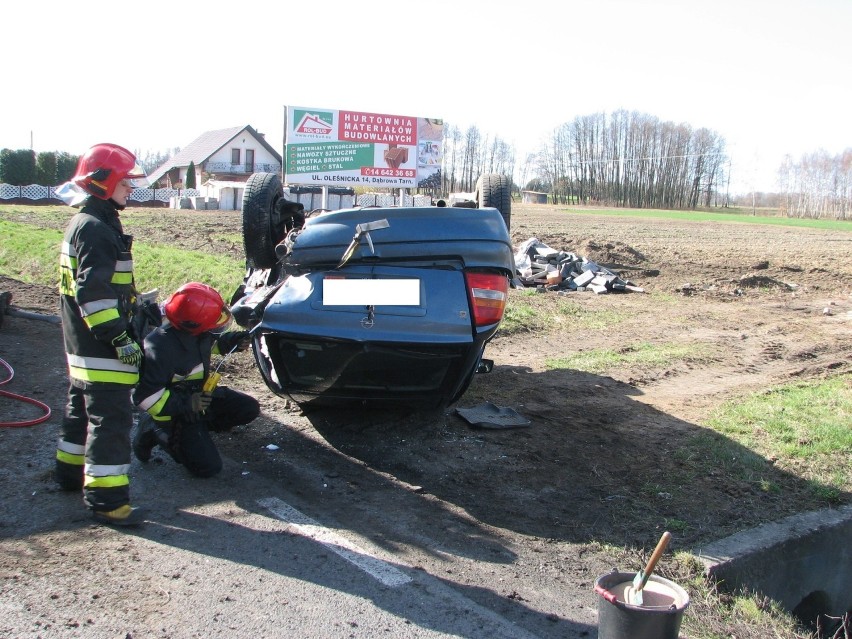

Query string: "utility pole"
[[281, 105, 287, 183], [725, 157, 731, 208]]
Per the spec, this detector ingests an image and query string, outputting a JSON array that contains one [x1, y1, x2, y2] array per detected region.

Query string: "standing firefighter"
[[55, 143, 149, 526], [133, 282, 259, 477]]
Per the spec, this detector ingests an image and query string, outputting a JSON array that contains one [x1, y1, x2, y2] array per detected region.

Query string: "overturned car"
[[231, 172, 514, 410]]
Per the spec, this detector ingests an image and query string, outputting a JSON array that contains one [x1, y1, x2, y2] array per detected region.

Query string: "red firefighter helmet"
[[72, 143, 148, 200], [164, 283, 232, 335]]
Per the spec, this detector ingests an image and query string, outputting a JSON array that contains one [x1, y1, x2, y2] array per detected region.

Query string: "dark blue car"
[[232, 172, 514, 410]]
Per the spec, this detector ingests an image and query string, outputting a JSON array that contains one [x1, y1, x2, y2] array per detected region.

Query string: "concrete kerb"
[[694, 504, 852, 623]]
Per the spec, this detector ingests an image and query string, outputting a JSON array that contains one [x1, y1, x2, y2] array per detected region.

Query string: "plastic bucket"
[[594, 570, 690, 639]]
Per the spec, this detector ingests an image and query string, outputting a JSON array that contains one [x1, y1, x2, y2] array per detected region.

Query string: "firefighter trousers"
[[56, 384, 134, 512], [168, 387, 260, 478]]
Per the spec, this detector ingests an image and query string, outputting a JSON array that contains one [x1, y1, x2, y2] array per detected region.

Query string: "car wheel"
[[243, 172, 284, 269], [476, 174, 512, 233]]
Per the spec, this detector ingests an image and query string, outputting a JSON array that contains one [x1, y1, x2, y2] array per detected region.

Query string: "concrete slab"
[[694, 505, 852, 620]]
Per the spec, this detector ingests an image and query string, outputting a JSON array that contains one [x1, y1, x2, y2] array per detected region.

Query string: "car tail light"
[[465, 271, 508, 327]]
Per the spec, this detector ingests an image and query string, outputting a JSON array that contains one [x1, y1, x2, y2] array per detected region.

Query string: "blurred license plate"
[[323, 278, 420, 306]]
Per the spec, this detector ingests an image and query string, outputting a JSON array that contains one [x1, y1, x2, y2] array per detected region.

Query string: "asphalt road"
[[2, 398, 601, 639]]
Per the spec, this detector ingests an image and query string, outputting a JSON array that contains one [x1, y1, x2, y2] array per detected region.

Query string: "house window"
[[245, 149, 255, 173], [231, 149, 241, 165]]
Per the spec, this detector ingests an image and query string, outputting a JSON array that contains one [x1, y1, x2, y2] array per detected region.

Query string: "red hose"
[[0, 356, 52, 427]]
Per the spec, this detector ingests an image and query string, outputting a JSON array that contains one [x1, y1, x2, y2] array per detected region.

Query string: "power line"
[[559, 152, 727, 166]]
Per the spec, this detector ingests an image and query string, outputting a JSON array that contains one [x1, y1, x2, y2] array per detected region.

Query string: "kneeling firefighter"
[[132, 282, 260, 477]]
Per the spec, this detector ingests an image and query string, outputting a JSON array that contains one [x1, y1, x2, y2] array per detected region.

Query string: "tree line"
[[0, 148, 79, 186], [779, 149, 851, 220], [437, 109, 729, 209], [0, 148, 174, 186], [438, 125, 517, 196]]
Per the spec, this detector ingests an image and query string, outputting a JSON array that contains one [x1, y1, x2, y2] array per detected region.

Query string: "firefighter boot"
[[132, 416, 157, 463], [153, 426, 182, 464], [93, 504, 147, 527]]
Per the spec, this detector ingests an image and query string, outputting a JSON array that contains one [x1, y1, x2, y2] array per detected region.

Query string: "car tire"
[[476, 174, 512, 233], [243, 172, 284, 269]]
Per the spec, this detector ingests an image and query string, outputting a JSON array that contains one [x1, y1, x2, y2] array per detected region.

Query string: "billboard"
[[285, 106, 443, 189]]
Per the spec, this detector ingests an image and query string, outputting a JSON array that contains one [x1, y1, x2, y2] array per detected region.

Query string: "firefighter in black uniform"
[[132, 282, 260, 477], [55, 143, 149, 526]]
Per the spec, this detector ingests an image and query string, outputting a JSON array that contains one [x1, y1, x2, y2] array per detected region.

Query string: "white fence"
[[354, 193, 433, 207], [0, 183, 200, 203], [1, 183, 434, 210], [286, 192, 434, 210]]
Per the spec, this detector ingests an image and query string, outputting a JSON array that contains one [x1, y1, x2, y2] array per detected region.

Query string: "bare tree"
[[442, 124, 463, 195], [780, 148, 852, 219], [535, 110, 728, 209]]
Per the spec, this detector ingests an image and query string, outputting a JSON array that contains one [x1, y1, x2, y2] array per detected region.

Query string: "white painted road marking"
[[258, 497, 413, 587]]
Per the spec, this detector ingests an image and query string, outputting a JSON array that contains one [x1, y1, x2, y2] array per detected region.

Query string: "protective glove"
[[217, 330, 250, 353], [190, 392, 213, 414], [111, 331, 142, 367]]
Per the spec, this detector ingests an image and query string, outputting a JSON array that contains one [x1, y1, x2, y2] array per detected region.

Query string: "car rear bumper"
[[254, 331, 492, 409]]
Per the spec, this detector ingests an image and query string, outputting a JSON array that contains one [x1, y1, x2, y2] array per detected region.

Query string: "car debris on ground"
[[455, 402, 531, 430], [513, 238, 645, 293]]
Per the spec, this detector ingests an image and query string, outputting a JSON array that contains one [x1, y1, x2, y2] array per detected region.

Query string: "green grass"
[[133, 245, 244, 298], [702, 376, 852, 497], [0, 219, 244, 297], [679, 430, 779, 490], [544, 340, 713, 374], [499, 291, 629, 335], [550, 205, 852, 232], [0, 220, 62, 285]]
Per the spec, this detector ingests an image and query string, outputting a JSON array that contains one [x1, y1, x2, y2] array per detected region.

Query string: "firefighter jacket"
[[59, 197, 138, 388], [133, 324, 231, 423]]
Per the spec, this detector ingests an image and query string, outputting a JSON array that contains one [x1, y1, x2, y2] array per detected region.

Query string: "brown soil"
[[1, 205, 851, 637]]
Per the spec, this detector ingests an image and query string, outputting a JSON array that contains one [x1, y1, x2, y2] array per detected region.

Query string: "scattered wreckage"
[[513, 238, 645, 294]]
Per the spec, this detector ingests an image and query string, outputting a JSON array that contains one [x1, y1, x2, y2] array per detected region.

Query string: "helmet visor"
[[211, 307, 233, 333], [125, 162, 149, 188]]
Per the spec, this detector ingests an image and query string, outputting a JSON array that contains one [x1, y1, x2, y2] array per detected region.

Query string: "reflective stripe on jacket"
[[133, 323, 214, 420]]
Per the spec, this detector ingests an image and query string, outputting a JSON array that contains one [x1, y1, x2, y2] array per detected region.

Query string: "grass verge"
[[704, 376, 852, 501], [552, 205, 852, 232], [545, 340, 713, 374], [500, 289, 630, 335], [0, 219, 244, 298]]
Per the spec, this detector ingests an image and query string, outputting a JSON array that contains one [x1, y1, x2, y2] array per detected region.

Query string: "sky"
[[2, 0, 850, 194]]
